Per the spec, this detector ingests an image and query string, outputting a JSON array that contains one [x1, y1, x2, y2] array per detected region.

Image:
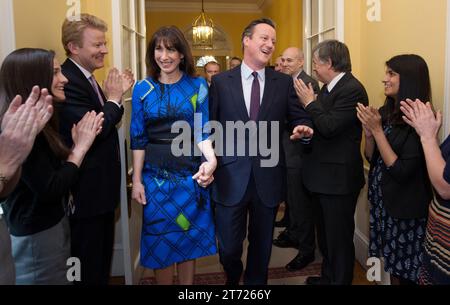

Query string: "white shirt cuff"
[[304, 100, 315, 109], [107, 100, 122, 108]]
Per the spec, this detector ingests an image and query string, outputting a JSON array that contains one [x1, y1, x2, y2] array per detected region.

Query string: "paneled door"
[[111, 0, 146, 285]]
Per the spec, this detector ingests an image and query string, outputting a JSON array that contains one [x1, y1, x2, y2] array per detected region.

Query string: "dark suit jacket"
[[299, 70, 320, 95], [56, 59, 123, 219], [302, 72, 368, 195], [369, 121, 432, 219], [209, 66, 312, 208], [283, 70, 320, 169]]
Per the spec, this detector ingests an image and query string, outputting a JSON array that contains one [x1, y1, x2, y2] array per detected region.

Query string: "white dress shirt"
[[241, 61, 265, 117], [326, 72, 346, 92]]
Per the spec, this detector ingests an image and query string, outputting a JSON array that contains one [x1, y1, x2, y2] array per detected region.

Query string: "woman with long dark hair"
[[130, 26, 217, 284], [356, 54, 433, 284], [0, 48, 103, 284]]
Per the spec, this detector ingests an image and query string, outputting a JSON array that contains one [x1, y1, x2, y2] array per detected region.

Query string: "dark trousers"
[[215, 174, 277, 285], [312, 191, 360, 285], [286, 167, 315, 256], [70, 211, 115, 285]]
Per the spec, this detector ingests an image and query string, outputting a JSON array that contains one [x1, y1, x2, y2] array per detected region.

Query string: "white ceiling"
[[146, 0, 271, 13]]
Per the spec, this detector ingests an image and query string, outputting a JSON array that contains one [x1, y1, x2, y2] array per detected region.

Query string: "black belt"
[[149, 138, 174, 144], [149, 136, 195, 145]]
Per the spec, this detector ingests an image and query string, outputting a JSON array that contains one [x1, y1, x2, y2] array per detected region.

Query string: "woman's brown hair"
[[145, 26, 195, 80], [0, 48, 70, 159]]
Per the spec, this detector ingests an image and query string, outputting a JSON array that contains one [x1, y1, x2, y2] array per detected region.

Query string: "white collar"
[[241, 61, 265, 82], [293, 69, 303, 80], [327, 72, 346, 92]]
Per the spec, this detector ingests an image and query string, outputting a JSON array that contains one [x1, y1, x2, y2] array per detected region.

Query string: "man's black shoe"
[[305, 276, 330, 285], [272, 231, 299, 249], [285, 253, 315, 271]]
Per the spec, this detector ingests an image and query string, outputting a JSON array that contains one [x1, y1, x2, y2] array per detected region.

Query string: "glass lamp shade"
[[192, 12, 214, 49]]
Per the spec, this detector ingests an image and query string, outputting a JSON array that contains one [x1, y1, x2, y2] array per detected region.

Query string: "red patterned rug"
[[139, 261, 321, 285]]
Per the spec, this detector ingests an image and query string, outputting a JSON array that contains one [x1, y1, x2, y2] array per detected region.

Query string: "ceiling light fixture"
[[192, 0, 214, 49]]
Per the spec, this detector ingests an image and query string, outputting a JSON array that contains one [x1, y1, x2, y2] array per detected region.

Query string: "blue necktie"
[[249, 71, 260, 121], [322, 85, 329, 97]]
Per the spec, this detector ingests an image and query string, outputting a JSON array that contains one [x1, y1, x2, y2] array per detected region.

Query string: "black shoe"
[[305, 276, 330, 285], [285, 253, 315, 271], [272, 231, 299, 249], [274, 217, 289, 228]]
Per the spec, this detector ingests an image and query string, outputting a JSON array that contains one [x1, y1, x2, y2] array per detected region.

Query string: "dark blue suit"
[[209, 66, 311, 284], [56, 59, 123, 284]]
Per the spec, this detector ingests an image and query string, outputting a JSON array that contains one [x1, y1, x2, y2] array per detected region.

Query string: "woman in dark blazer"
[[356, 54, 433, 284]]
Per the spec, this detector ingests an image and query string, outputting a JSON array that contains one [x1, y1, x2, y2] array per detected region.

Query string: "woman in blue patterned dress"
[[130, 26, 217, 285], [356, 54, 433, 284], [400, 99, 450, 285]]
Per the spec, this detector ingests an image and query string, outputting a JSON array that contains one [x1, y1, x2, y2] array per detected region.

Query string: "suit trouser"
[[0, 217, 15, 285], [70, 211, 115, 285], [312, 191, 360, 285], [215, 174, 277, 285], [286, 167, 315, 256]]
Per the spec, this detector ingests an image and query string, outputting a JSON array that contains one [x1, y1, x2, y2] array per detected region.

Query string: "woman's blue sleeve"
[[130, 80, 152, 150]]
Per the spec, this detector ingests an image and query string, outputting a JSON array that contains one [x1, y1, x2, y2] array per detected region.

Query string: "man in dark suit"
[[273, 47, 319, 272], [209, 18, 313, 285], [57, 14, 133, 284], [294, 40, 368, 285], [204, 61, 220, 87]]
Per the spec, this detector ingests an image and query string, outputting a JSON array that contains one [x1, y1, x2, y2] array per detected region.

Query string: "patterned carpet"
[[139, 261, 321, 285]]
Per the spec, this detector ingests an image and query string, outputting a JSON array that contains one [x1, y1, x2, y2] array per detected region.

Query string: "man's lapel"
[[63, 59, 104, 108], [228, 68, 250, 121], [258, 67, 277, 121], [319, 73, 352, 106]]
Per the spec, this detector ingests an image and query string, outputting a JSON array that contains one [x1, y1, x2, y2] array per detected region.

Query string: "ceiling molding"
[[146, 1, 267, 13]]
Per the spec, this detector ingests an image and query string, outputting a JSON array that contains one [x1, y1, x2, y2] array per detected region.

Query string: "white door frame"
[[336, 0, 345, 41], [111, 0, 131, 283], [111, 0, 146, 285], [303, 0, 344, 74], [443, 0, 450, 138], [0, 0, 16, 62]]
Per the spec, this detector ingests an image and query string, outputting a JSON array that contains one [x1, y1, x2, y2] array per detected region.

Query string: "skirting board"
[[354, 221, 391, 285]]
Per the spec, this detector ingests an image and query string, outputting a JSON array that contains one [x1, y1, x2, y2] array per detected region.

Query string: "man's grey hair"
[[312, 40, 352, 73]]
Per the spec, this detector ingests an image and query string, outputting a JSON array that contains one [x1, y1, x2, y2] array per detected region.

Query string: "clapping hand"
[[121, 69, 135, 93], [71, 111, 105, 151], [356, 103, 382, 136], [294, 78, 316, 107], [103, 68, 124, 103], [290, 125, 314, 140], [400, 99, 441, 140], [0, 98, 40, 171], [1, 86, 53, 134]]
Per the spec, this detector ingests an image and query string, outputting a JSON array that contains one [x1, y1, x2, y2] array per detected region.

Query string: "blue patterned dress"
[[130, 74, 217, 269], [368, 125, 427, 283]]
